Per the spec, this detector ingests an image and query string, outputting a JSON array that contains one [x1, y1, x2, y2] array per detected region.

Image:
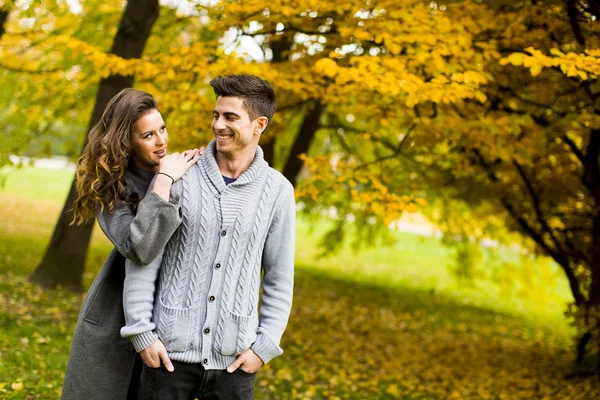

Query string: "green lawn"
[[0, 165, 598, 399]]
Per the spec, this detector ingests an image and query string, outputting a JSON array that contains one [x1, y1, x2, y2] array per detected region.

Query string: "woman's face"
[[130, 109, 167, 172]]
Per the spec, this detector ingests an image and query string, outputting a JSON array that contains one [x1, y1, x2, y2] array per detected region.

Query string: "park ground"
[[1, 165, 600, 399]]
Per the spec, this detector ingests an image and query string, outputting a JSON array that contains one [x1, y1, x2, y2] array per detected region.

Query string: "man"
[[120, 74, 296, 400]]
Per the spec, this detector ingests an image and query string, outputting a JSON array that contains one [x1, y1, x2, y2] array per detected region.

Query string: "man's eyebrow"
[[218, 111, 241, 118]]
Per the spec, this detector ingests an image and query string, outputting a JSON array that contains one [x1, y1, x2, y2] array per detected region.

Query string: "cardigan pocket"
[[156, 301, 197, 353], [219, 311, 256, 356]]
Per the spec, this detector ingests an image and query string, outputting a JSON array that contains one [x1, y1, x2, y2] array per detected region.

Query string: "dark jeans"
[[137, 360, 256, 400], [127, 354, 144, 400]]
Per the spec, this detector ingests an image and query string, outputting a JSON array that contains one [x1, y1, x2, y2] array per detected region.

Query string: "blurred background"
[[1, 0, 600, 398]]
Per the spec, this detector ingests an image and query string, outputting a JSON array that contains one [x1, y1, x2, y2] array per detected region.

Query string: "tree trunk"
[[259, 34, 291, 168], [30, 0, 160, 292], [261, 137, 275, 166], [589, 214, 600, 306], [0, 6, 9, 41], [282, 102, 324, 186], [567, 0, 586, 45]]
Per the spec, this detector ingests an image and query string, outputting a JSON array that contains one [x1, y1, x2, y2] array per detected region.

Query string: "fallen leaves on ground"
[[1, 262, 599, 399], [254, 271, 600, 399]]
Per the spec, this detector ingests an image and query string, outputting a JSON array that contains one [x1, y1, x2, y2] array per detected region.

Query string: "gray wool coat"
[[61, 165, 182, 400]]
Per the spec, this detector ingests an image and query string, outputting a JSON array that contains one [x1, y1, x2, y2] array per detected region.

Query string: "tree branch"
[[583, 129, 600, 203], [0, 63, 62, 74], [582, 81, 598, 103], [353, 124, 415, 171], [472, 149, 585, 304], [562, 134, 586, 164], [567, 0, 586, 45]]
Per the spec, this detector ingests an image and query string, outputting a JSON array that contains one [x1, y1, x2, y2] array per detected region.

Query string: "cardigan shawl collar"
[[201, 139, 268, 194]]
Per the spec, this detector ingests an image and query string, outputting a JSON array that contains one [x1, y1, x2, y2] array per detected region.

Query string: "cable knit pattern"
[[121, 140, 296, 369]]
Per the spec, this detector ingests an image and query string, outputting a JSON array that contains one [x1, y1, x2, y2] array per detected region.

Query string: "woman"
[[61, 89, 200, 400]]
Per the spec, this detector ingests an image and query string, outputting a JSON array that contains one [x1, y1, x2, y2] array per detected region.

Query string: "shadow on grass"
[[0, 234, 598, 399], [258, 264, 597, 399]]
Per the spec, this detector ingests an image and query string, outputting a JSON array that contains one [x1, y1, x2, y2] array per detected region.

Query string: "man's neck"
[[215, 146, 257, 179]]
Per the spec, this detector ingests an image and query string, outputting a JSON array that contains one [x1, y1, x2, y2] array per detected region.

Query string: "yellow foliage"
[[314, 58, 339, 78], [501, 46, 600, 80], [3, 0, 600, 364]]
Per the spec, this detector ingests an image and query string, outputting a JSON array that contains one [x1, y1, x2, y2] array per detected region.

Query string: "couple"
[[61, 74, 296, 400]]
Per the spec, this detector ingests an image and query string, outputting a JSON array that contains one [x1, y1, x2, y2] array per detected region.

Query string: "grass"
[[0, 165, 599, 399]]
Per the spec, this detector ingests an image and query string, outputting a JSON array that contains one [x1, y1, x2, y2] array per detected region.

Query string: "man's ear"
[[254, 116, 269, 135]]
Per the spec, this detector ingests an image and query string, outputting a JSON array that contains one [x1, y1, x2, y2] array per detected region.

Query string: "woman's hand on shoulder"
[[159, 146, 204, 182]]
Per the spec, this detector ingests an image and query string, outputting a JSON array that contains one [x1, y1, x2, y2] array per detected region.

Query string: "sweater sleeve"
[[96, 178, 182, 265], [120, 252, 162, 352], [251, 182, 296, 364]]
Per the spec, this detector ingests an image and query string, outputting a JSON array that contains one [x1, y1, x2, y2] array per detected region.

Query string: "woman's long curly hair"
[[71, 89, 158, 225]]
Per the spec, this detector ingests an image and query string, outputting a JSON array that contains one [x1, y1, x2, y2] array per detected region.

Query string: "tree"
[[292, 0, 600, 370], [0, 1, 124, 167], [149, 0, 598, 369], [21, 0, 493, 289], [11, 1, 600, 368], [30, 0, 159, 291]]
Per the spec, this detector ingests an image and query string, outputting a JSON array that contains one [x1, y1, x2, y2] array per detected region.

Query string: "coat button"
[[221, 230, 227, 237], [215, 263, 221, 269], [204, 328, 210, 334], [209, 295, 215, 302], [203, 358, 208, 365]]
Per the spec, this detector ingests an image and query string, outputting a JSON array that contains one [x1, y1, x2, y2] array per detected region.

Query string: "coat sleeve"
[[96, 177, 182, 265], [120, 252, 162, 352], [250, 181, 296, 364]]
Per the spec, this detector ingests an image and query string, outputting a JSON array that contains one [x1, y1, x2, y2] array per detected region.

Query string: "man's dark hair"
[[210, 74, 276, 126]]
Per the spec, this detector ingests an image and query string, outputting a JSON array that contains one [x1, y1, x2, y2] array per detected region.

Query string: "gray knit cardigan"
[[121, 140, 296, 370]]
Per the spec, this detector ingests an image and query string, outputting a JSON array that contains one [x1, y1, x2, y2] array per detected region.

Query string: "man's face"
[[212, 96, 265, 157]]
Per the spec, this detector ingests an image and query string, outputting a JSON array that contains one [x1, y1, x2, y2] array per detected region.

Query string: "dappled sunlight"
[[1, 166, 596, 398], [1, 259, 597, 399], [258, 274, 597, 399]]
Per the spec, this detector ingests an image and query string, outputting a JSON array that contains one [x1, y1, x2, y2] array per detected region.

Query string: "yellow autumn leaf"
[[565, 64, 578, 77], [474, 91, 488, 103], [508, 52, 525, 66], [315, 58, 339, 78], [11, 381, 23, 392], [386, 383, 401, 397], [530, 64, 543, 76], [431, 75, 450, 84], [464, 71, 487, 84]]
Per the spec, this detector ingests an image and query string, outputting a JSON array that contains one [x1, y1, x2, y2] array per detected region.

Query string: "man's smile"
[[216, 133, 234, 141]]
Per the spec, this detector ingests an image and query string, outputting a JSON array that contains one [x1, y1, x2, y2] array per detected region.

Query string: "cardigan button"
[[221, 230, 227, 237], [209, 295, 216, 302], [204, 328, 210, 334], [203, 358, 208, 365]]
